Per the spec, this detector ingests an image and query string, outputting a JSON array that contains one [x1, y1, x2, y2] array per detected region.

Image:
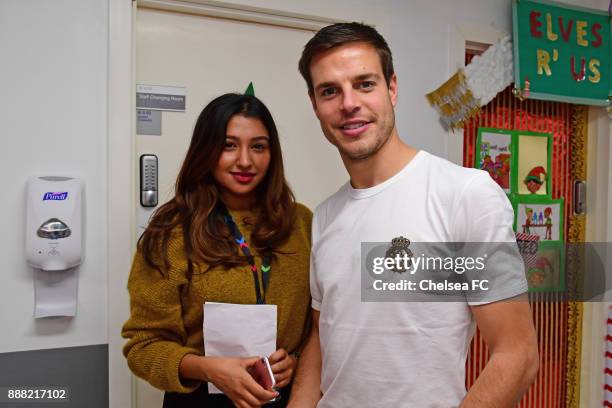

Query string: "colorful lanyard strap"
[[220, 207, 271, 305]]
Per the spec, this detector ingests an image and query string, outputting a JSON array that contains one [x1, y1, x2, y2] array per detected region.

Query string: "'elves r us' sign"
[[512, 0, 611, 106]]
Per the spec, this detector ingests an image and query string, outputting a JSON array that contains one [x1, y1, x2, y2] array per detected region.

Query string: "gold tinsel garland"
[[425, 70, 481, 130], [565, 105, 587, 408]]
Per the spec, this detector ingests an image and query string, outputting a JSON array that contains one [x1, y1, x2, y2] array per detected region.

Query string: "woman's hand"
[[268, 348, 297, 388], [202, 356, 278, 408]]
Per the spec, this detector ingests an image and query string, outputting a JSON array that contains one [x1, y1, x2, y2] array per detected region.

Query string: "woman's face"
[[213, 114, 271, 208]]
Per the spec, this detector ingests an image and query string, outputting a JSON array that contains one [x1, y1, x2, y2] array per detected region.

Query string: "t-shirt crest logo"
[[385, 236, 413, 273]]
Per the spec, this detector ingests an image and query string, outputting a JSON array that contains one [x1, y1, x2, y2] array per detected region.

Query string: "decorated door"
[[463, 50, 587, 407]]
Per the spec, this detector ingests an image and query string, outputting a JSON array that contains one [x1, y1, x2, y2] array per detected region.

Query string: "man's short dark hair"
[[298, 22, 395, 95]]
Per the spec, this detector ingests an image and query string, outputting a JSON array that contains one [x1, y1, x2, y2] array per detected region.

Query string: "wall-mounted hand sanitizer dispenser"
[[26, 176, 84, 271]]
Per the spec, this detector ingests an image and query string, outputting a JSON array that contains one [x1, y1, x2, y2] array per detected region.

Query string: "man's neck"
[[344, 132, 418, 189]]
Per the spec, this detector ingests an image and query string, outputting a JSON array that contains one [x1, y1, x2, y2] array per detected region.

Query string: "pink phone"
[[248, 357, 276, 390]]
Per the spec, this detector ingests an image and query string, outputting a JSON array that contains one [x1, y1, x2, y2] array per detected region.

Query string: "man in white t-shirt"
[[288, 23, 538, 408]]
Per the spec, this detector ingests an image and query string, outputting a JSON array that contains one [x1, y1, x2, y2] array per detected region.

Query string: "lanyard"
[[220, 207, 271, 305]]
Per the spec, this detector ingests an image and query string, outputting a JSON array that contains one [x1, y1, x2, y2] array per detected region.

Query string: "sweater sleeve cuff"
[[168, 346, 202, 393]]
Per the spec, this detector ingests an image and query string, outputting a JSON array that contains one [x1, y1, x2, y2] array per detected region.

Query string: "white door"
[[134, 6, 345, 407]]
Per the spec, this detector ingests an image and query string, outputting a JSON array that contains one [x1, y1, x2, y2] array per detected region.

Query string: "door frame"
[[107, 1, 343, 406], [138, 0, 338, 30], [108, 0, 135, 407], [446, 23, 506, 165]]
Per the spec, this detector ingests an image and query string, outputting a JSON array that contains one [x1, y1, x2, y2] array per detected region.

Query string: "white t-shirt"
[[310, 150, 528, 407]]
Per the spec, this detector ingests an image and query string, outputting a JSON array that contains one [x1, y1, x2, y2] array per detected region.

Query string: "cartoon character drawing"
[[480, 152, 511, 190], [480, 154, 495, 182], [528, 256, 553, 287], [524, 166, 547, 194], [524, 207, 533, 234], [544, 207, 553, 240], [496, 153, 511, 189]]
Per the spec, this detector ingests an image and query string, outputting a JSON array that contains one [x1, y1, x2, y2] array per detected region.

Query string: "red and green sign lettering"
[[512, 0, 611, 106]]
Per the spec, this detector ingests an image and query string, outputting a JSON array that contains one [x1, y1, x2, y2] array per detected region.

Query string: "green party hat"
[[245, 82, 255, 96]]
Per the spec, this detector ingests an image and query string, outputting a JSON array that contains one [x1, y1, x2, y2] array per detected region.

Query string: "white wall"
[[0, 0, 108, 352]]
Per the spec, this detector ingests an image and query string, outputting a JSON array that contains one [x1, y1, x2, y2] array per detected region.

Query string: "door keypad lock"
[[140, 154, 158, 207]]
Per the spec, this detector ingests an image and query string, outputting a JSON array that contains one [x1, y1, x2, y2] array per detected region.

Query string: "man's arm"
[[461, 294, 539, 407], [288, 309, 322, 408]]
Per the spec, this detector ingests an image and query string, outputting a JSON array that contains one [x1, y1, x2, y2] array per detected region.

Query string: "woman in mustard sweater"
[[122, 93, 312, 408]]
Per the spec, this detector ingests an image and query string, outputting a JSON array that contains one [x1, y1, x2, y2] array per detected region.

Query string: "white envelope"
[[203, 302, 277, 394]]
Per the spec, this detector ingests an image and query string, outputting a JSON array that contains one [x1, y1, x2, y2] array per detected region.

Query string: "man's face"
[[308, 42, 397, 161]]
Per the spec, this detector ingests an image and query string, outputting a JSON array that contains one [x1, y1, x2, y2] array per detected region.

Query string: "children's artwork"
[[523, 166, 547, 194], [515, 199, 564, 242], [525, 242, 564, 292], [516, 132, 551, 196], [475, 128, 512, 193]]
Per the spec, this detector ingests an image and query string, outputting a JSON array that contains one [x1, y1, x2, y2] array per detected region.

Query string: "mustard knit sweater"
[[122, 203, 312, 393]]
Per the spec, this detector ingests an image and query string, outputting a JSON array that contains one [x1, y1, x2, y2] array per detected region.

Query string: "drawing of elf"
[[524, 207, 533, 234], [544, 207, 553, 240], [480, 154, 494, 174], [480, 151, 511, 191], [528, 256, 553, 287], [494, 153, 511, 189], [524, 166, 547, 194]]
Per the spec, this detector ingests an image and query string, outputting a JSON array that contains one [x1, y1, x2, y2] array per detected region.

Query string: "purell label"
[[43, 192, 68, 201]]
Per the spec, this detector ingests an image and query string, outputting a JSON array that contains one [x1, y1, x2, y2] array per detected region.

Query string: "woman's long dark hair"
[[139, 93, 296, 276]]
